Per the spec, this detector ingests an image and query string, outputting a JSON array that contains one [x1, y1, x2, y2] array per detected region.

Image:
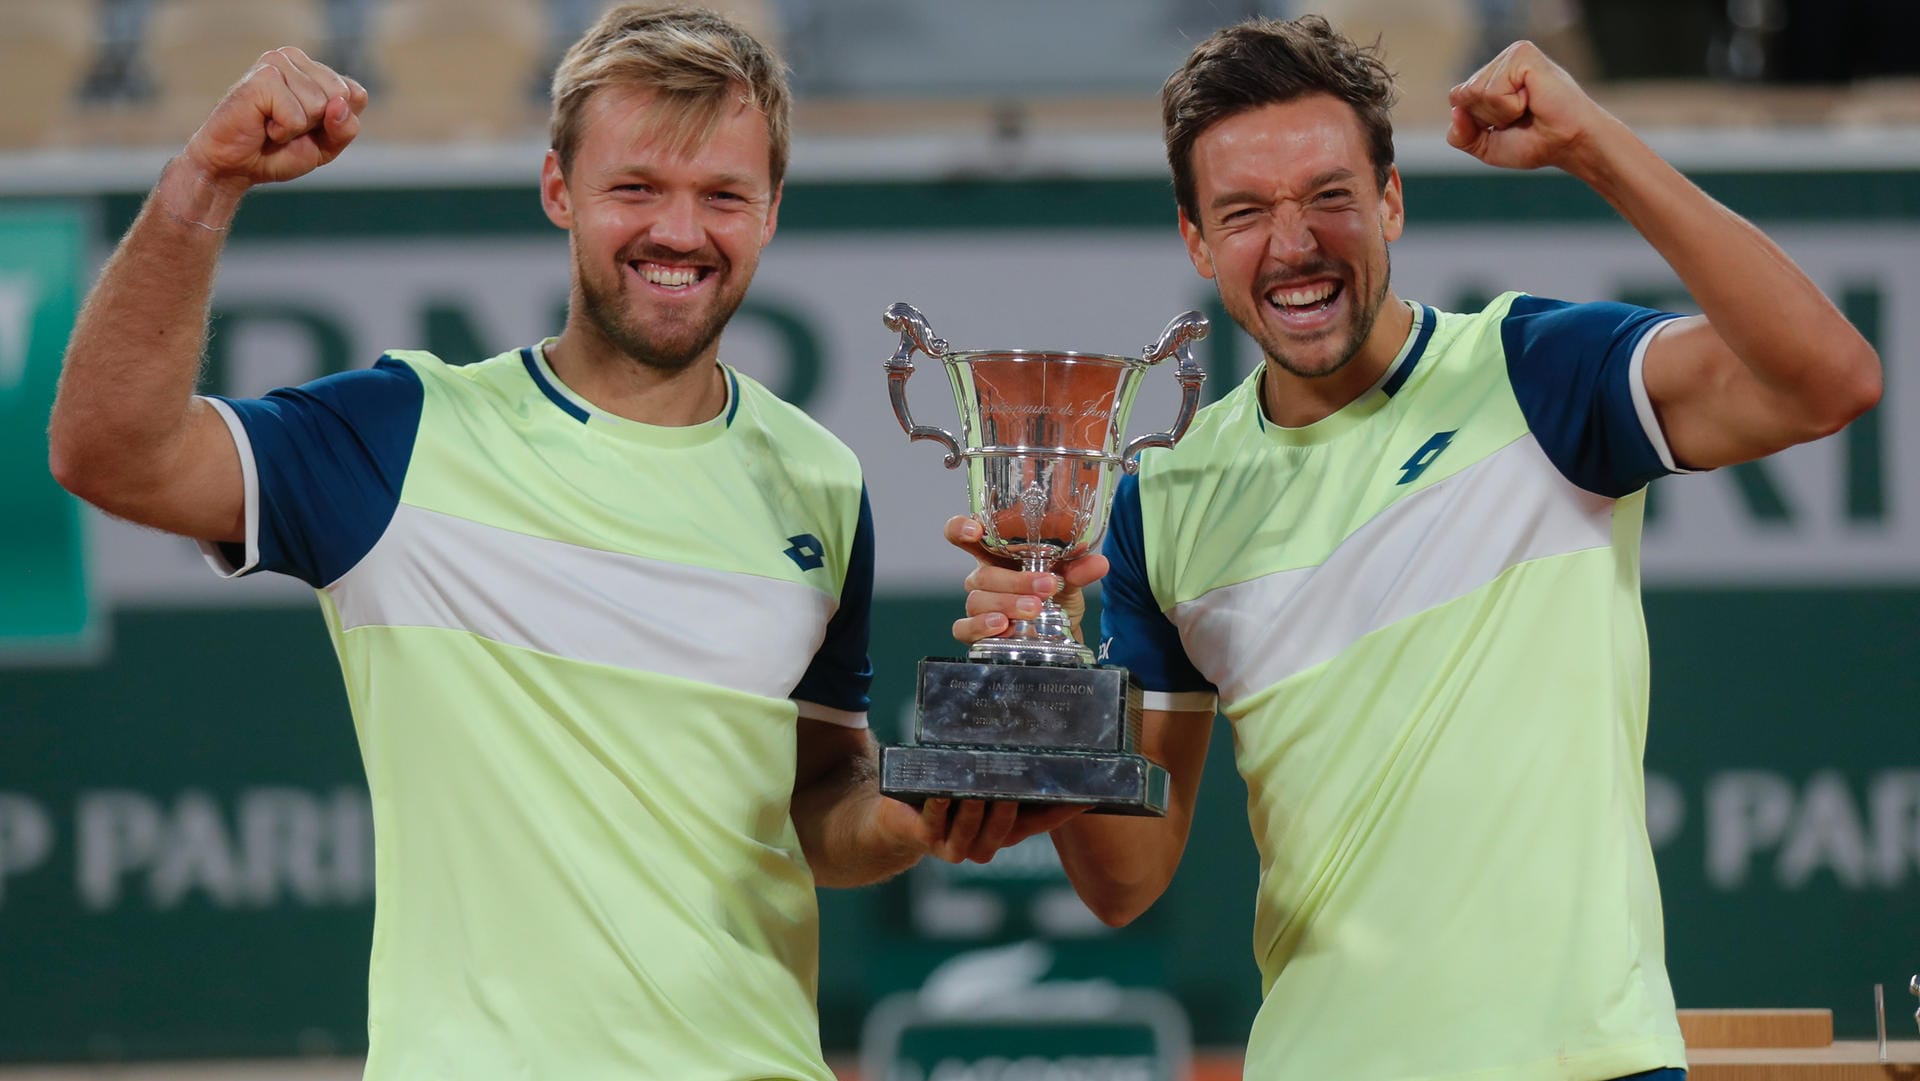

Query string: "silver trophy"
[[879, 302, 1208, 816]]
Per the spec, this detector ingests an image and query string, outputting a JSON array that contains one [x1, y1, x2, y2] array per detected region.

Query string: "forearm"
[[792, 749, 925, 888], [49, 159, 247, 495], [1565, 122, 1874, 402], [1050, 812, 1186, 927]]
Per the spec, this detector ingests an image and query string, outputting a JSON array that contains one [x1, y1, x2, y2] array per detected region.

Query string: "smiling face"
[[540, 84, 780, 374], [1178, 94, 1404, 382]]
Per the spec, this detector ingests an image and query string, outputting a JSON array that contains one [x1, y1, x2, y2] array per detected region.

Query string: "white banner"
[[88, 223, 1917, 604]]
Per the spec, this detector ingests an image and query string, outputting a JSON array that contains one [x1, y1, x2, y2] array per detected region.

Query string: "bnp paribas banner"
[[0, 167, 1916, 1061]]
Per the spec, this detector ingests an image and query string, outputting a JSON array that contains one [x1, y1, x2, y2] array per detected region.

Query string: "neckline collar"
[[521, 338, 737, 447], [1255, 300, 1435, 447]]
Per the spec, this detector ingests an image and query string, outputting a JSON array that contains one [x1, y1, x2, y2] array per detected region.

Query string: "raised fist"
[[183, 47, 368, 191], [1446, 40, 1615, 173]]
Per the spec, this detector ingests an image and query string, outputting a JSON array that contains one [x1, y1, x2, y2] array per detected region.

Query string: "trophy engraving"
[[879, 303, 1207, 816]]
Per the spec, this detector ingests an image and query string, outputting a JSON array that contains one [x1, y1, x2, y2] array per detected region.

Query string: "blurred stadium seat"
[[1314, 0, 1477, 125], [363, 0, 779, 143], [0, 1, 98, 148], [365, 0, 548, 141], [1831, 77, 1920, 125], [147, 0, 329, 145], [3, 0, 1918, 152]]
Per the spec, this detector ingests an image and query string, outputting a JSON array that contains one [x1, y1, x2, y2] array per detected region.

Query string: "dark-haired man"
[[954, 17, 1880, 1081]]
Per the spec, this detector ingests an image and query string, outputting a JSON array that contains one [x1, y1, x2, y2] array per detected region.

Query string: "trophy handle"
[[883, 302, 963, 468], [1122, 310, 1210, 473]]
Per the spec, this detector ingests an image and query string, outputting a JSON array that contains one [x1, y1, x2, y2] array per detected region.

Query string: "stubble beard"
[[573, 248, 747, 374], [1252, 247, 1392, 381]]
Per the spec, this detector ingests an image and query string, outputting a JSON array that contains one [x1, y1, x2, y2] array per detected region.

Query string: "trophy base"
[[916, 658, 1142, 751], [879, 744, 1170, 817]]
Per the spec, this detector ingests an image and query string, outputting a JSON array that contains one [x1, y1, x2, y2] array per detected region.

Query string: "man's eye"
[[1316, 189, 1351, 203]]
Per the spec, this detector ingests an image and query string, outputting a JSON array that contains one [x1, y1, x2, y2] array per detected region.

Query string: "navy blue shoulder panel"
[[1098, 473, 1212, 695], [1501, 295, 1679, 497], [212, 355, 424, 586], [791, 486, 876, 715]]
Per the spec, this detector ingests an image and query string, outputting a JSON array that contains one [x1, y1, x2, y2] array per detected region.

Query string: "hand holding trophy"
[[879, 302, 1208, 816]]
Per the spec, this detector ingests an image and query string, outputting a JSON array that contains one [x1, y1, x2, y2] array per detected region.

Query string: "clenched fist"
[[1445, 40, 1622, 176], [183, 47, 368, 193]]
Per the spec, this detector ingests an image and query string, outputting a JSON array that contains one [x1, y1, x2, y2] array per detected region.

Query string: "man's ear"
[[1178, 207, 1215, 280], [1380, 165, 1405, 244], [540, 149, 572, 230]]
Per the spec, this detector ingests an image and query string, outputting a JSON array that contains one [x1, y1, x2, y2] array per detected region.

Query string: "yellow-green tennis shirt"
[[1102, 295, 1695, 1081], [197, 342, 872, 1081]]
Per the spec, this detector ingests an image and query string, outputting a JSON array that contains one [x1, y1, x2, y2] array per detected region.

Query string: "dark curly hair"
[[1162, 16, 1399, 224]]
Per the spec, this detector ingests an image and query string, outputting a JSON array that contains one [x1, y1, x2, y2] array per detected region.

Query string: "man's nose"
[[648, 193, 703, 252], [1265, 205, 1318, 264]]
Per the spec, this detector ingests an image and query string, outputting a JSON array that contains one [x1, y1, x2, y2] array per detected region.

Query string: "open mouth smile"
[[1264, 279, 1344, 331], [629, 261, 715, 293]]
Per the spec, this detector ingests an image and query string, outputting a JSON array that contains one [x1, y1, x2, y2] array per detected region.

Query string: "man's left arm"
[[791, 721, 927, 887], [785, 488, 1082, 886], [1449, 42, 1882, 469]]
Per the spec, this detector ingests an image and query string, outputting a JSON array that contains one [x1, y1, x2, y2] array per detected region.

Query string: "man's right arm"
[[945, 513, 1214, 927], [50, 161, 250, 540], [1049, 706, 1212, 927], [48, 49, 366, 539]]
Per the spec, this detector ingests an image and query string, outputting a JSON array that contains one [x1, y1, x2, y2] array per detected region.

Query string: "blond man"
[[50, 7, 1070, 1078]]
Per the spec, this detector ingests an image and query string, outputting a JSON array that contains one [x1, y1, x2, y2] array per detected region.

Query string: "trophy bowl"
[[879, 303, 1208, 815]]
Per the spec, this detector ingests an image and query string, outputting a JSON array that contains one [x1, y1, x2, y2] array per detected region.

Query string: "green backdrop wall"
[[4, 591, 1917, 1056]]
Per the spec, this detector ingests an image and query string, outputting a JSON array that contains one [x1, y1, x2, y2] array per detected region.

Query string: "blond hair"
[[549, 5, 791, 186]]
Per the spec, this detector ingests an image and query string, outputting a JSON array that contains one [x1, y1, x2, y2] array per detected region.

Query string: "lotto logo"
[[1397, 429, 1458, 486], [782, 533, 825, 571]]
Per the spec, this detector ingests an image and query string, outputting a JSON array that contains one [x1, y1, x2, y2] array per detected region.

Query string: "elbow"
[[47, 424, 135, 513], [47, 427, 100, 505], [1075, 876, 1167, 927], [1838, 348, 1884, 425], [1058, 831, 1183, 927], [1087, 895, 1152, 928], [1807, 343, 1884, 440]]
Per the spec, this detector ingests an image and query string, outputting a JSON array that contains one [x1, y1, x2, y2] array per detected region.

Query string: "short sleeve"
[[791, 486, 874, 728], [198, 355, 424, 587], [1098, 473, 1216, 713], [1501, 295, 1694, 497]]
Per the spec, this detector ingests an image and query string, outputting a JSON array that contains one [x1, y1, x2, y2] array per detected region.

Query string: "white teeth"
[[1267, 282, 1336, 308], [637, 264, 700, 288]]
